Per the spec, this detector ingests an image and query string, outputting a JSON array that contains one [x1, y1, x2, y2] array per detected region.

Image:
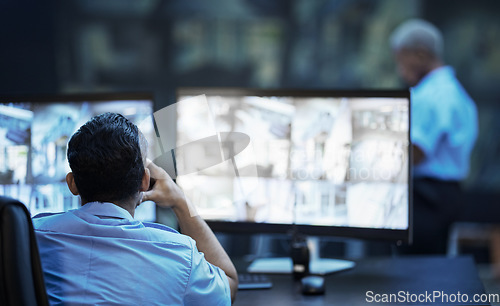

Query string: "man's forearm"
[[142, 160, 238, 302], [172, 200, 238, 302]]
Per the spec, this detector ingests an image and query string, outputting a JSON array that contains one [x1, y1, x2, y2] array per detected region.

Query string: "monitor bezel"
[[176, 87, 412, 244]]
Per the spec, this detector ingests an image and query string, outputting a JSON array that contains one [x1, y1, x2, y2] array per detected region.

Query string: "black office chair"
[[0, 196, 49, 306]]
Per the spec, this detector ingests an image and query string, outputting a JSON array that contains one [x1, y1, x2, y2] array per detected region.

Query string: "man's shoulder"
[[33, 212, 195, 249], [142, 221, 179, 234], [141, 222, 195, 247], [415, 66, 472, 104], [32, 211, 71, 230]]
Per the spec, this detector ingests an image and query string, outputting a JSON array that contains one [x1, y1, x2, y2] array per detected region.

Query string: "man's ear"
[[140, 168, 150, 192], [66, 172, 79, 196]]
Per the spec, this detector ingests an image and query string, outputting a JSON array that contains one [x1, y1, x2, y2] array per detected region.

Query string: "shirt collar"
[[79, 202, 135, 221], [415, 65, 454, 90]]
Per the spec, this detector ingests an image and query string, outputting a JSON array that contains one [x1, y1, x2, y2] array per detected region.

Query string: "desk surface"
[[235, 256, 489, 305]]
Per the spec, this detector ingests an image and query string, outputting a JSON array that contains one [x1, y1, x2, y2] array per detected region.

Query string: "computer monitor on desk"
[[0, 93, 156, 221], [175, 88, 411, 274]]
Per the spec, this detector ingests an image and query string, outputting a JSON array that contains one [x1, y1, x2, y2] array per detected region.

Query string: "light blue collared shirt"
[[411, 66, 478, 181], [33, 202, 230, 306]]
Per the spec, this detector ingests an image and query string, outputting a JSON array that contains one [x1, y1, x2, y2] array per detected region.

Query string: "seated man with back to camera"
[[33, 112, 238, 305]]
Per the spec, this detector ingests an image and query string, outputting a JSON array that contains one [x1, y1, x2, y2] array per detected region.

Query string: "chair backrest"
[[0, 196, 49, 306]]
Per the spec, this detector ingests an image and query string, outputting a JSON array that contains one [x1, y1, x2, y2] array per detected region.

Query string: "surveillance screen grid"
[[176, 94, 409, 230]]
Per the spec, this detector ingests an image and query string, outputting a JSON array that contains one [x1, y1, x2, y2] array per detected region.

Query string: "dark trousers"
[[399, 177, 463, 255]]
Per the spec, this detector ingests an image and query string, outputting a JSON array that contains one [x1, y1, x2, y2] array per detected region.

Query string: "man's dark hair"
[[67, 112, 145, 202]]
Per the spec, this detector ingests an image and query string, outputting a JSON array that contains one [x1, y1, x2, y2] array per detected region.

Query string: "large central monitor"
[[175, 88, 411, 250]]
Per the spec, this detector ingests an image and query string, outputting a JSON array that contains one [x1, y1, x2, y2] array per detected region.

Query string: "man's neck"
[[428, 61, 444, 73], [116, 202, 136, 218], [81, 197, 138, 217], [416, 61, 444, 86]]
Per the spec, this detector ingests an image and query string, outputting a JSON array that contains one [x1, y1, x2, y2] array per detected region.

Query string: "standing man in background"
[[390, 19, 478, 254]]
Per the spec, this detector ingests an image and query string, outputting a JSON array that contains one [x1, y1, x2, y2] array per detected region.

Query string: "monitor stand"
[[247, 237, 355, 275]]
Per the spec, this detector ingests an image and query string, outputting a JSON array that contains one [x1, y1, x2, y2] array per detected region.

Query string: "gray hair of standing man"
[[390, 19, 444, 58]]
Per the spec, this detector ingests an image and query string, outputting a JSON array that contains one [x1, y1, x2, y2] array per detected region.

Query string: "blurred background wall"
[[1, 0, 500, 203]]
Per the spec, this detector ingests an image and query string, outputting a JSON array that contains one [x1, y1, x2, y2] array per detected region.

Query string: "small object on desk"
[[301, 275, 325, 295], [238, 273, 273, 290]]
